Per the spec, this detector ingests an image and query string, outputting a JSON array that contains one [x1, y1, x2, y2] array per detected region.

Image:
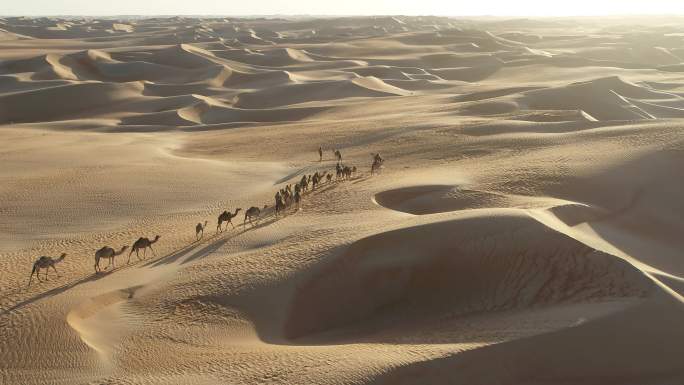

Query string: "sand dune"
[[233, 77, 408, 108], [1, 15, 684, 385], [370, 296, 684, 385], [0, 81, 144, 123], [516, 76, 684, 120], [286, 212, 652, 339]]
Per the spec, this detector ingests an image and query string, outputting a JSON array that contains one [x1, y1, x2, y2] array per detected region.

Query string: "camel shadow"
[[180, 239, 229, 265], [141, 242, 198, 267], [351, 175, 371, 184], [309, 183, 340, 195], [1, 273, 107, 317], [239, 214, 284, 232]]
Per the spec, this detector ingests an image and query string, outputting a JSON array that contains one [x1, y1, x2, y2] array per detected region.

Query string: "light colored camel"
[[128, 235, 160, 263], [196, 220, 208, 240], [28, 253, 66, 285], [94, 245, 128, 273], [217, 208, 241, 233], [244, 206, 261, 227]]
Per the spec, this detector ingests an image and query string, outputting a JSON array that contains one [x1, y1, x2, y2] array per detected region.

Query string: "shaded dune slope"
[[0, 81, 144, 123], [284, 213, 653, 340]]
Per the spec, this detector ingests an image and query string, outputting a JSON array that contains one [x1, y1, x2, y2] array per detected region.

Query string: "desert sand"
[[1, 15, 683, 385]]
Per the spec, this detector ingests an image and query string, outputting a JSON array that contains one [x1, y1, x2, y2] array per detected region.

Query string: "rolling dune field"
[[1, 15, 684, 385]]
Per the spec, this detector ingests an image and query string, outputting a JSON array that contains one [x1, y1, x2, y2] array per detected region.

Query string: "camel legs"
[[51, 264, 59, 277], [149, 245, 157, 257]]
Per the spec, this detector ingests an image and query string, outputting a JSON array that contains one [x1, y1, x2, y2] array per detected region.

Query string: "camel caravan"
[[27, 148, 384, 286]]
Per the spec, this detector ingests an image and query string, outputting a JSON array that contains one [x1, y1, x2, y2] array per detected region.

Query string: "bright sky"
[[4, 0, 684, 16]]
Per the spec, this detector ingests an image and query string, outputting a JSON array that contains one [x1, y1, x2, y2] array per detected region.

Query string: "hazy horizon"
[[4, 0, 684, 17]]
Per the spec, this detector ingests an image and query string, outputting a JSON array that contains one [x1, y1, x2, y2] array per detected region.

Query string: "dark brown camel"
[[217, 209, 242, 233], [128, 235, 160, 263]]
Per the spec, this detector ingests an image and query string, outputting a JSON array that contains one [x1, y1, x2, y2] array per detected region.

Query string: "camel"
[[371, 158, 384, 175], [294, 190, 301, 210], [217, 208, 241, 233], [312, 172, 321, 189], [275, 195, 286, 217], [94, 246, 128, 273], [326, 173, 333, 183], [334, 149, 342, 161], [196, 220, 208, 240], [318, 146, 323, 161], [343, 166, 352, 179], [28, 253, 67, 285], [283, 189, 293, 207], [128, 235, 160, 263], [299, 175, 309, 191], [336, 162, 343, 180], [371, 153, 384, 175], [244, 206, 261, 227]]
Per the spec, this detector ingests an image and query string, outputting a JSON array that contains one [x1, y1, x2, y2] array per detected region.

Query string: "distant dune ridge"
[[1, 15, 684, 385]]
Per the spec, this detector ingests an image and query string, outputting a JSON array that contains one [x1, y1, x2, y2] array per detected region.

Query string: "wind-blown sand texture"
[[1, 15, 684, 385]]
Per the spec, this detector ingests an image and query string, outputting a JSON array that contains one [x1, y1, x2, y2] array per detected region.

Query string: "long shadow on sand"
[[145, 238, 229, 267], [0, 273, 107, 317]]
